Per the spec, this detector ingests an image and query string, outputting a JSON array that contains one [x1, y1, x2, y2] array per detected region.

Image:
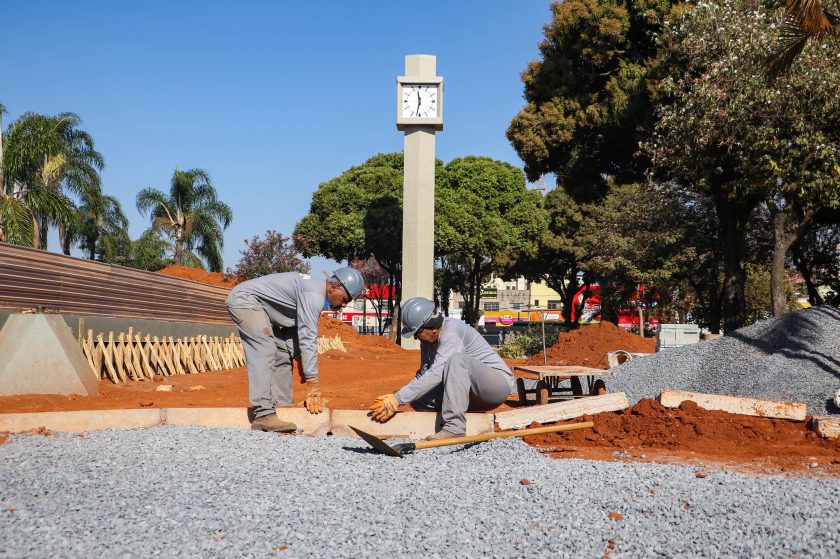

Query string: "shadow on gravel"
[[727, 307, 840, 380]]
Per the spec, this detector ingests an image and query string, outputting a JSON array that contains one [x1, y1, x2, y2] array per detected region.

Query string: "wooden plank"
[[137, 335, 155, 378], [658, 390, 807, 421], [513, 365, 614, 378], [494, 392, 630, 430], [98, 333, 119, 383], [811, 416, 840, 439]]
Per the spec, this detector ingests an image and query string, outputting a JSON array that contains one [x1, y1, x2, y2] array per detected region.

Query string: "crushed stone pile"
[[609, 306, 840, 416], [2, 427, 839, 557], [527, 321, 656, 368]]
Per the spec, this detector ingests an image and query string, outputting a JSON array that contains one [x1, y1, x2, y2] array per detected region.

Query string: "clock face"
[[402, 84, 438, 118]]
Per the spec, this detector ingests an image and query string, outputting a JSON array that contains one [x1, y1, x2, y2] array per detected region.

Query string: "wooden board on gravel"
[[658, 390, 807, 421]]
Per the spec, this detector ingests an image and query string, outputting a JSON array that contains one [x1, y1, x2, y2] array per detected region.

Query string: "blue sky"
[[2, 1, 552, 277]]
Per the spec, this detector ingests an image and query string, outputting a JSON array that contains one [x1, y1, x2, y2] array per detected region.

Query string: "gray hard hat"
[[400, 296, 437, 338], [332, 267, 365, 300]]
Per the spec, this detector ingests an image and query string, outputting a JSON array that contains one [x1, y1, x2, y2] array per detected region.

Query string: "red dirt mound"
[[157, 266, 238, 288], [527, 322, 655, 368], [524, 399, 840, 475], [319, 316, 402, 354]]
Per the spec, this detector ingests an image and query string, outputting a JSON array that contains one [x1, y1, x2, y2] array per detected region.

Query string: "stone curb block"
[[330, 409, 493, 438], [658, 389, 807, 421], [0, 408, 493, 438], [0, 409, 161, 433]]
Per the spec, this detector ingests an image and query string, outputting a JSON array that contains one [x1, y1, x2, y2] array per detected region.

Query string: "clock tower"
[[397, 54, 443, 349]]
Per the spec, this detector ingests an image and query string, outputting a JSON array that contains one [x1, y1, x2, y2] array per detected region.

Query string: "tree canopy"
[[506, 0, 679, 200]]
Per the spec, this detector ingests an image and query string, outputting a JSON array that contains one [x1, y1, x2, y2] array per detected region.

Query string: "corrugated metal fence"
[[0, 243, 231, 324]]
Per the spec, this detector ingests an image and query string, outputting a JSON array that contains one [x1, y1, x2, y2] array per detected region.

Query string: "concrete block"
[[812, 416, 840, 439], [331, 409, 493, 439], [494, 393, 630, 430], [0, 409, 161, 433], [658, 390, 807, 421], [0, 313, 99, 396], [162, 407, 331, 436], [274, 407, 331, 436]]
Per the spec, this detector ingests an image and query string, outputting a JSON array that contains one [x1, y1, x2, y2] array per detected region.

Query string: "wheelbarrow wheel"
[[536, 380, 550, 406], [592, 379, 607, 396], [570, 376, 584, 396], [516, 378, 528, 405]]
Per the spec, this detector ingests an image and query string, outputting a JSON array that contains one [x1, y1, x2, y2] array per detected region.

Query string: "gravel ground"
[[2, 426, 839, 558], [610, 306, 840, 415]]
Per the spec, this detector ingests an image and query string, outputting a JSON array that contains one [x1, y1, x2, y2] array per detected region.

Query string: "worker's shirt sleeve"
[[297, 291, 323, 380], [395, 331, 462, 404]]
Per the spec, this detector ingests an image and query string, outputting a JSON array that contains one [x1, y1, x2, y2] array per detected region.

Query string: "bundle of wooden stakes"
[[78, 328, 246, 383]]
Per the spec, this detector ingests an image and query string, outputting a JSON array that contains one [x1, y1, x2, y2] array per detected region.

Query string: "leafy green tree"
[[649, 0, 840, 327], [122, 228, 173, 272], [136, 168, 232, 272], [295, 153, 413, 340], [506, 0, 680, 200], [435, 156, 545, 326], [233, 230, 311, 281]]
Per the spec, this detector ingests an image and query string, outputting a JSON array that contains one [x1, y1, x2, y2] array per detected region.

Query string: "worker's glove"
[[368, 393, 400, 423], [303, 378, 327, 414]]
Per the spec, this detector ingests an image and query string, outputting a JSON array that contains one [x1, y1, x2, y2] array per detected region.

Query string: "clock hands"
[[416, 89, 421, 117]]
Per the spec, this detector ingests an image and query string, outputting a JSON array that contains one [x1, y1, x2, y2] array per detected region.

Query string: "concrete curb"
[[0, 408, 493, 439], [330, 409, 493, 438]]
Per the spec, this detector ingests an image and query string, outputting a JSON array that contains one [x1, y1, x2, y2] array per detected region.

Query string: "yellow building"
[[529, 280, 563, 309]]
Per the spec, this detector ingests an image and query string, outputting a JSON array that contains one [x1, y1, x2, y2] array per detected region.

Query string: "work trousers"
[[412, 353, 512, 435], [227, 306, 297, 419]]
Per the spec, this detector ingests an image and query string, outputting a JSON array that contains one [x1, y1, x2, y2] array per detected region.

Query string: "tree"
[[233, 230, 311, 281], [435, 156, 545, 326], [649, 0, 840, 328], [506, 0, 679, 200], [1, 110, 96, 249], [295, 153, 413, 341], [136, 168, 232, 272], [65, 188, 130, 260]]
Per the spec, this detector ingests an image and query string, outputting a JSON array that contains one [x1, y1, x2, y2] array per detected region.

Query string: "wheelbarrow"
[[513, 365, 614, 406]]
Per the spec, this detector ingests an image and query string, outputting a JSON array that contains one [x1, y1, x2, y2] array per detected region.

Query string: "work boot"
[[250, 413, 297, 433], [425, 429, 464, 441]]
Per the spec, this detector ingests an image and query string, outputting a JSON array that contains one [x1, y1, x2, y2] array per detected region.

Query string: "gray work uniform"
[[225, 272, 325, 418], [395, 317, 515, 435]]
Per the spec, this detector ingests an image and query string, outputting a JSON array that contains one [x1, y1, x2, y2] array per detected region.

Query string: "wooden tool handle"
[[413, 421, 594, 450]]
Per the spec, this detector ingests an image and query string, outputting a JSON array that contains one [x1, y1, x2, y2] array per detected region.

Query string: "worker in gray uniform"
[[369, 297, 515, 440], [226, 267, 365, 432]]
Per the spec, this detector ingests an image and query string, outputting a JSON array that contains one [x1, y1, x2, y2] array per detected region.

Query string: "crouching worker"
[[226, 267, 365, 432], [369, 297, 515, 440]]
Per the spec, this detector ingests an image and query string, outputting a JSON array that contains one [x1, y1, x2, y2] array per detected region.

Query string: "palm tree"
[[1, 108, 78, 247], [65, 187, 130, 260], [0, 110, 102, 250], [763, 0, 839, 79], [136, 168, 232, 271]]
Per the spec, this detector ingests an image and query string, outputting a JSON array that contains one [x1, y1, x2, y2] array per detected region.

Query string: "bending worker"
[[369, 297, 515, 440], [226, 267, 365, 432]]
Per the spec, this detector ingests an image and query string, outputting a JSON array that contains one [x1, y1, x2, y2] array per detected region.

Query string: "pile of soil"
[[524, 398, 840, 475], [319, 316, 402, 355], [156, 266, 238, 288], [527, 322, 655, 368]]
